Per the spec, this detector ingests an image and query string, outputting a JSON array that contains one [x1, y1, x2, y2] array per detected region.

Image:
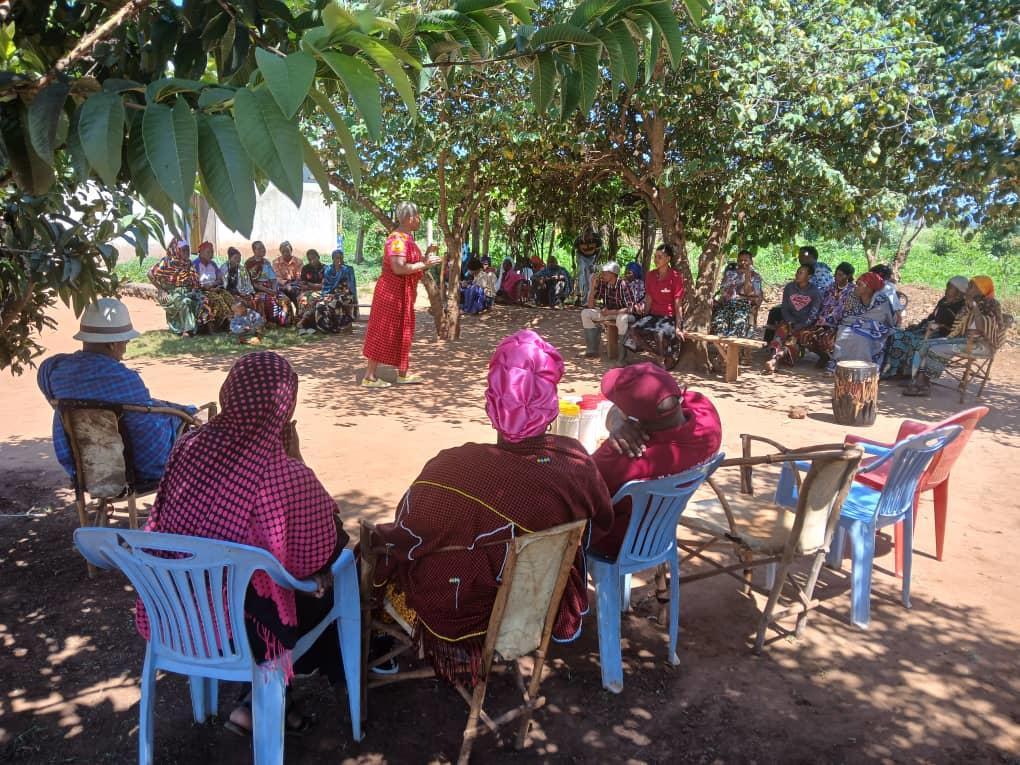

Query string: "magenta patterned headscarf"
[[138, 352, 339, 642], [485, 330, 564, 442]]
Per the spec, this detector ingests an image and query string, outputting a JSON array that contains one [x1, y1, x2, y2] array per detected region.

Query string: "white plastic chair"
[[74, 528, 362, 765]]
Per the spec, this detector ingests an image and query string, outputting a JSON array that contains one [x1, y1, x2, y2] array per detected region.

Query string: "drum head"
[[835, 360, 878, 372]]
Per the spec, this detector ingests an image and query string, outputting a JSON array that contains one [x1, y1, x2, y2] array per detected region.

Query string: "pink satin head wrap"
[[485, 330, 564, 442]]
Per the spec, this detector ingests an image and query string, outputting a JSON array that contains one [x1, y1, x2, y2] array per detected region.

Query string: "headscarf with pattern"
[[485, 330, 564, 442], [148, 237, 199, 289], [137, 353, 343, 656], [971, 275, 995, 298]]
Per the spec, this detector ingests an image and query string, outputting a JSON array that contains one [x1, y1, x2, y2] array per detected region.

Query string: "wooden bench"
[[685, 331, 765, 382]]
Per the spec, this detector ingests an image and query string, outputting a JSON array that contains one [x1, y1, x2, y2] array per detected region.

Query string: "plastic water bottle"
[[578, 395, 601, 453], [554, 401, 580, 440]]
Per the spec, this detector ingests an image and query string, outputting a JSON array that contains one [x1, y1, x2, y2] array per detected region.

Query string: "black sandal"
[[224, 698, 317, 739]]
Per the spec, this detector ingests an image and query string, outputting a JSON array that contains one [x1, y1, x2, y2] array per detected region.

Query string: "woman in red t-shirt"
[[624, 243, 686, 360]]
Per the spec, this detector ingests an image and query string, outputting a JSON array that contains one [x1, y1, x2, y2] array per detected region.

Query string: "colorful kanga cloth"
[[136, 352, 344, 677], [37, 351, 193, 483], [363, 231, 422, 369], [273, 255, 303, 282], [831, 289, 897, 368], [591, 391, 722, 557], [366, 434, 614, 683]]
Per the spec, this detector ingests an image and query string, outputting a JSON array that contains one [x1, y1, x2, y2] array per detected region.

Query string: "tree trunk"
[[639, 204, 656, 273], [548, 223, 556, 260], [482, 211, 491, 259], [890, 219, 924, 282], [354, 223, 366, 265], [686, 199, 735, 332], [470, 216, 480, 255], [608, 226, 620, 259]]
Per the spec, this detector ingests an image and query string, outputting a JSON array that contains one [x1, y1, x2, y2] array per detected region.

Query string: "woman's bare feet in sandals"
[[225, 700, 316, 737], [761, 358, 777, 375]]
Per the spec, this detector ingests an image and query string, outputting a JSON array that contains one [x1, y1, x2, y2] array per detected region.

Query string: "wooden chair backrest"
[[789, 449, 863, 555], [61, 406, 129, 499], [486, 521, 587, 663]]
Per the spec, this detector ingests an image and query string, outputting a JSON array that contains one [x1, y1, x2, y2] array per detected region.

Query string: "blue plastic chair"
[[586, 454, 724, 693], [73, 528, 363, 765], [778, 426, 962, 629]]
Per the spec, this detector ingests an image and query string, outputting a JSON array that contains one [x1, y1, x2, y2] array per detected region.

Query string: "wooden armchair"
[[678, 436, 862, 652], [359, 519, 587, 763], [939, 314, 1014, 402], [51, 398, 215, 573]]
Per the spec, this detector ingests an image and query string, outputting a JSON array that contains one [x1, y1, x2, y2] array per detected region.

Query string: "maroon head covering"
[[857, 272, 884, 293], [139, 352, 340, 639], [601, 362, 682, 424]]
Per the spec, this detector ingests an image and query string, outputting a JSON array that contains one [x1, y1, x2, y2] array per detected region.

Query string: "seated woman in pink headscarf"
[[364, 329, 615, 683], [137, 351, 347, 736]]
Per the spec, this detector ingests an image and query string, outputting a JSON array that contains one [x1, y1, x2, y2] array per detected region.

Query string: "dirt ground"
[[2, 290, 1019, 765]]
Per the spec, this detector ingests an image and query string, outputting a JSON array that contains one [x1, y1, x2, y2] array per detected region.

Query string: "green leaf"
[[197, 87, 236, 109], [78, 91, 125, 186], [468, 10, 502, 40], [197, 113, 256, 237], [559, 71, 581, 119], [577, 42, 601, 113], [127, 126, 175, 223], [301, 135, 331, 197], [322, 3, 357, 34], [145, 77, 204, 104], [595, 29, 624, 92], [530, 50, 556, 114], [28, 82, 69, 164], [232, 87, 304, 205], [0, 105, 55, 195], [683, 0, 709, 24], [308, 87, 361, 185], [531, 24, 601, 48], [142, 98, 198, 212], [341, 31, 417, 118], [505, 1, 535, 23], [609, 23, 638, 89], [319, 51, 382, 141], [637, 3, 685, 67], [102, 78, 144, 94], [255, 49, 317, 119], [454, 0, 505, 12], [569, 0, 620, 28]]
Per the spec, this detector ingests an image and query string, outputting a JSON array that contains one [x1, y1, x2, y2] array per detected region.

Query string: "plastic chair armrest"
[[895, 419, 929, 440], [261, 563, 318, 593], [854, 441, 892, 458], [844, 433, 893, 449]]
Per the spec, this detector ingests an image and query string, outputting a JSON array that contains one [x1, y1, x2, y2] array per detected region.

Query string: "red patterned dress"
[[363, 230, 423, 371]]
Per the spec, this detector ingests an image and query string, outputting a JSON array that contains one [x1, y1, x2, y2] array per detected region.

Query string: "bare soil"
[[2, 291, 1019, 764]]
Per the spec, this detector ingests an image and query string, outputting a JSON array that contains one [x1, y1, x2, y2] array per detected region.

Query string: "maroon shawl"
[[369, 434, 614, 681], [136, 352, 343, 644]]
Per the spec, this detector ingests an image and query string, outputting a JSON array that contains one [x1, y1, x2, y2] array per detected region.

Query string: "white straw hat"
[[73, 298, 140, 343]]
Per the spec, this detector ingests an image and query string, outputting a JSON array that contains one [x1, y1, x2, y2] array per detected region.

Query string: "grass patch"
[[125, 326, 330, 360]]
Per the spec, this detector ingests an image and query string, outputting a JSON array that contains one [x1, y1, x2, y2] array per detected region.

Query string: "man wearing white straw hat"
[[37, 298, 196, 485]]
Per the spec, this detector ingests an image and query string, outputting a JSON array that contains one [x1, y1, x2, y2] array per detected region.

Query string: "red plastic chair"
[[845, 406, 989, 576]]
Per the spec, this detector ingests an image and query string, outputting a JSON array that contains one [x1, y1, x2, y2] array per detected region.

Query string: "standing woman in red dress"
[[361, 202, 441, 388]]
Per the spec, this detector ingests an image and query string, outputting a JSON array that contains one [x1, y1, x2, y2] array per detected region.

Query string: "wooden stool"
[[605, 324, 620, 359], [684, 332, 765, 382]]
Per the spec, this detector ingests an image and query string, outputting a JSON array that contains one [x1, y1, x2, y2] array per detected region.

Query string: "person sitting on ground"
[[828, 271, 897, 373], [222, 246, 255, 300], [882, 275, 968, 380], [869, 264, 906, 324], [272, 241, 304, 304], [37, 298, 196, 486], [590, 362, 722, 558], [580, 261, 637, 362], [137, 351, 348, 738], [763, 246, 833, 342], [191, 241, 233, 331], [363, 330, 614, 682], [322, 248, 359, 319], [475, 257, 498, 305], [532, 255, 572, 308], [710, 249, 764, 338], [795, 261, 857, 368], [762, 264, 822, 374], [148, 237, 209, 337], [460, 257, 493, 315], [230, 300, 265, 345], [494, 257, 525, 304], [294, 248, 326, 322], [246, 241, 292, 326], [300, 249, 325, 289], [624, 244, 686, 362], [903, 276, 1006, 397]]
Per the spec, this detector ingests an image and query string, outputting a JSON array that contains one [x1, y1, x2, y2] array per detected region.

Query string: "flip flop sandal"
[[361, 377, 392, 388], [902, 383, 931, 397], [223, 703, 317, 739], [394, 374, 423, 385]]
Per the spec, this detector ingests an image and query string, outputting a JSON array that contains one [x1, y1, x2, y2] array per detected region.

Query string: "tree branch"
[[36, 0, 152, 92], [328, 173, 395, 231]]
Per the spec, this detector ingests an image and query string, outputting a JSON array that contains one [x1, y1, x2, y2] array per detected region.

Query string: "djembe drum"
[[832, 360, 879, 426]]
